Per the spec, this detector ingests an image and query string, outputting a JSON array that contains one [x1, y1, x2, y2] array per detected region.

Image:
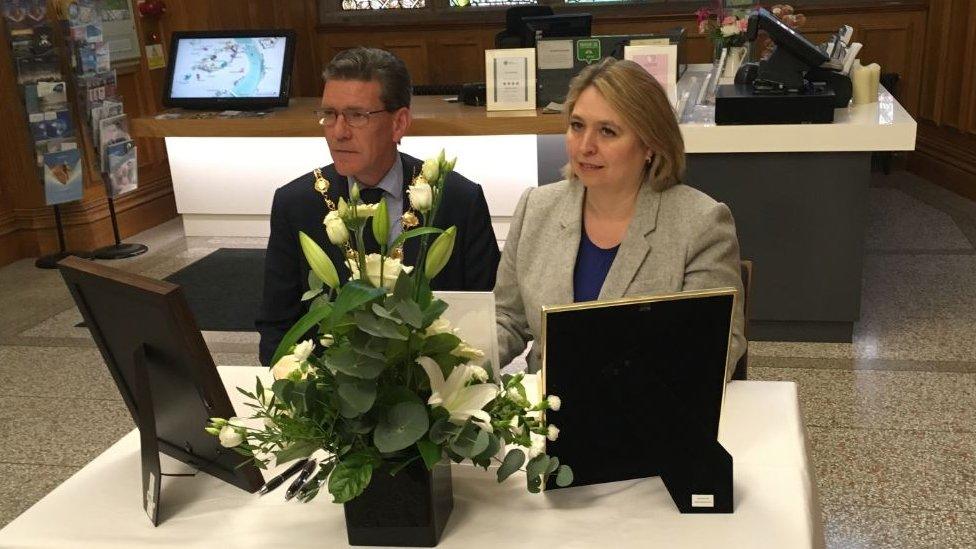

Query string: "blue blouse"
[[573, 228, 619, 302]]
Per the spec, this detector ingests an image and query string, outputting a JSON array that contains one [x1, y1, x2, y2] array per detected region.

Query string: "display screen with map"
[[163, 30, 295, 109]]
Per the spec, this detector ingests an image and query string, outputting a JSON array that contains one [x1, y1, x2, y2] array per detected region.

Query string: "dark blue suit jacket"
[[256, 152, 500, 365]]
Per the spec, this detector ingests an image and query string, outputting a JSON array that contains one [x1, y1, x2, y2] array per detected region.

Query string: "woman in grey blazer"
[[494, 57, 746, 381]]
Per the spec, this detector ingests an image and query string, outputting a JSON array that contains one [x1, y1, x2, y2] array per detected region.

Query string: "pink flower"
[[737, 18, 748, 32], [699, 21, 707, 34], [722, 15, 736, 26], [695, 7, 711, 25]]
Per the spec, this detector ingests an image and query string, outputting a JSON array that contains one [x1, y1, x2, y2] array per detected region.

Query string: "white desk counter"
[[0, 367, 824, 549]]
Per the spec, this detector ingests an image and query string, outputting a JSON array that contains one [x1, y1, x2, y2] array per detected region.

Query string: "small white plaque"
[[691, 494, 715, 508], [485, 48, 536, 112], [537, 40, 574, 70]]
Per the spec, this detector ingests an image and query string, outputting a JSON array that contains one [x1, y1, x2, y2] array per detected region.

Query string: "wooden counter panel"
[[131, 97, 567, 138]]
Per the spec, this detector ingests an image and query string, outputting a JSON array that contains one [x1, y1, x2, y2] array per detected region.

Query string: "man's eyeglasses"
[[315, 108, 390, 128]]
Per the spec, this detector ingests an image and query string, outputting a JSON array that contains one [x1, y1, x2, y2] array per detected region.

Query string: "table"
[[0, 366, 824, 548]]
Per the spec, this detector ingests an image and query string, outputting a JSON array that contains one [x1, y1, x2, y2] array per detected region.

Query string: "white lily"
[[417, 357, 499, 432]]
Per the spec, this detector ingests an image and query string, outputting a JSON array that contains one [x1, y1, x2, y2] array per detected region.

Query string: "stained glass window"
[[449, 0, 535, 6], [341, 0, 426, 10]]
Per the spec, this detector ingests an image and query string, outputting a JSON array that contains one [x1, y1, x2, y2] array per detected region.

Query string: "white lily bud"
[[421, 158, 439, 182]]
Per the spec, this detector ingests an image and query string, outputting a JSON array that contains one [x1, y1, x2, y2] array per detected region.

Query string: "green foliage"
[[373, 401, 429, 453], [497, 449, 525, 482], [449, 422, 489, 458], [328, 280, 386, 331], [337, 377, 377, 418], [416, 439, 443, 470], [329, 453, 379, 503], [269, 302, 333, 367]]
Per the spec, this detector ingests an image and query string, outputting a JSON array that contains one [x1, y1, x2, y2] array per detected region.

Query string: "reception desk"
[[131, 76, 916, 342]]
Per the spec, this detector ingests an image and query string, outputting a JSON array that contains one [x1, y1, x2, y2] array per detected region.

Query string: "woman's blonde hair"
[[562, 57, 685, 191]]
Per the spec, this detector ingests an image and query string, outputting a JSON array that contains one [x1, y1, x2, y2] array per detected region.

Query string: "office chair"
[[731, 259, 753, 381], [494, 5, 554, 48]]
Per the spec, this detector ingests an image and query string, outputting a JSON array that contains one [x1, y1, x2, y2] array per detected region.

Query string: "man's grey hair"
[[321, 47, 412, 111]]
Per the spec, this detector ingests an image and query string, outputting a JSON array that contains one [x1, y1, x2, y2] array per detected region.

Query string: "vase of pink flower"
[[697, 1, 752, 79]]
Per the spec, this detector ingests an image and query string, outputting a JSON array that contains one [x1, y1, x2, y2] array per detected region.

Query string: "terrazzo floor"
[[0, 169, 974, 547]]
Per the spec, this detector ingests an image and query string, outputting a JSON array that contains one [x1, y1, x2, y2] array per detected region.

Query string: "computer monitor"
[[57, 256, 263, 493], [163, 29, 296, 110], [520, 13, 592, 48]]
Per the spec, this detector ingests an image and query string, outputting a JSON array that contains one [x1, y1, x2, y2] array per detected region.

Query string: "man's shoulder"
[[276, 169, 320, 199]]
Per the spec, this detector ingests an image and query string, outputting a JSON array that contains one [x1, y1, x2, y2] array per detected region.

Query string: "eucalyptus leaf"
[[344, 415, 376, 434], [371, 303, 403, 324], [555, 465, 574, 487], [421, 299, 448, 327], [527, 475, 543, 494], [423, 333, 461, 356], [350, 331, 387, 360], [326, 347, 385, 379], [526, 454, 550, 479], [394, 299, 423, 329], [337, 379, 377, 418], [354, 311, 407, 340], [391, 270, 414, 303], [373, 401, 429, 453], [329, 280, 386, 331], [497, 448, 525, 482], [449, 423, 489, 458], [475, 433, 501, 462], [428, 417, 461, 444]]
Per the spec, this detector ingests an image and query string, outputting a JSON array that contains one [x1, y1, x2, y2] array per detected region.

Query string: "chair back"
[[731, 259, 753, 380]]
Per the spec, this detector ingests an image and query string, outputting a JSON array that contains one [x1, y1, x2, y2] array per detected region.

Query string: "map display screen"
[[169, 36, 288, 99]]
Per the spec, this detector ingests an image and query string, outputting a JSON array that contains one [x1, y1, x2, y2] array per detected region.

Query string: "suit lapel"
[[547, 182, 585, 306], [598, 183, 661, 300]]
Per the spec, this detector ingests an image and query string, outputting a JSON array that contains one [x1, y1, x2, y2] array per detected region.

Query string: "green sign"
[[576, 39, 601, 63]]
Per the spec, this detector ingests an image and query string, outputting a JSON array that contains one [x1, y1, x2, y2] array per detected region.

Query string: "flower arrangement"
[[758, 4, 807, 59], [696, 1, 751, 50], [206, 151, 572, 503]]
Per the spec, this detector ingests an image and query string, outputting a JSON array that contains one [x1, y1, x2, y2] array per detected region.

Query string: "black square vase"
[[343, 458, 454, 547]]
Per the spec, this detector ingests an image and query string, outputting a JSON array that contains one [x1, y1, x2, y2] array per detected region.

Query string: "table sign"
[[485, 48, 536, 111], [625, 44, 678, 108]]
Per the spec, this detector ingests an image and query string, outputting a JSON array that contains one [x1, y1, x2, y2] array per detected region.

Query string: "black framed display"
[[163, 29, 296, 110], [541, 288, 737, 513], [57, 256, 263, 524]]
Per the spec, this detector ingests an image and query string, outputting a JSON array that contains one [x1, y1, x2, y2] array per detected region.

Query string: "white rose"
[[546, 395, 561, 411], [293, 339, 314, 362], [469, 365, 489, 383], [451, 342, 485, 361], [425, 318, 454, 337], [721, 23, 740, 37], [527, 436, 546, 459], [218, 423, 244, 448], [324, 210, 349, 245], [547, 425, 560, 441], [347, 253, 413, 290], [408, 181, 433, 212], [421, 158, 440, 182], [342, 202, 379, 222], [271, 354, 301, 381]]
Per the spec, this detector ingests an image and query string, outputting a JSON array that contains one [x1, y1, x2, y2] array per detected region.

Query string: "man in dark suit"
[[256, 47, 500, 365]]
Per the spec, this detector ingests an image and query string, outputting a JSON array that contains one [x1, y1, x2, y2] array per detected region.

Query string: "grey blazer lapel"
[[599, 183, 661, 300], [547, 182, 585, 306]]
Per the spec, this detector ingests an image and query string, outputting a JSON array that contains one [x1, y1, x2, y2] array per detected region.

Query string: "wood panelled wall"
[[3, 0, 973, 267], [909, 0, 976, 201]]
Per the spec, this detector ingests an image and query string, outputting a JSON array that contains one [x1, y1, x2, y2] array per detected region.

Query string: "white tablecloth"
[[0, 367, 824, 548]]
